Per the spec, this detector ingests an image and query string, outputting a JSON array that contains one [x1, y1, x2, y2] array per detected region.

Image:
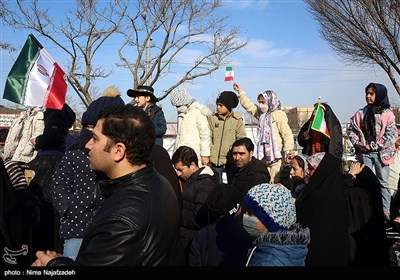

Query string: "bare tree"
[[1, 0, 246, 106], [306, 0, 400, 95], [1, 0, 129, 105], [0, 5, 16, 52], [0, 42, 16, 53], [118, 0, 247, 101]]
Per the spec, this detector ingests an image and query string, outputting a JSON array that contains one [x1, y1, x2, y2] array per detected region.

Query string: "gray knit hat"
[[170, 87, 195, 107]]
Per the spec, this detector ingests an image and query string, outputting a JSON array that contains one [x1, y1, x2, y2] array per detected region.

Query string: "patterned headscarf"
[[261, 90, 281, 113], [257, 90, 282, 162], [307, 152, 326, 170]]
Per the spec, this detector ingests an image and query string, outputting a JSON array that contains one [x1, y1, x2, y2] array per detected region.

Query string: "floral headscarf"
[[306, 152, 326, 170], [261, 90, 281, 113], [257, 90, 282, 163]]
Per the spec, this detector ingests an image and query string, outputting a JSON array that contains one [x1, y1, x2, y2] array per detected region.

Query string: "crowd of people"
[[1, 81, 400, 269]]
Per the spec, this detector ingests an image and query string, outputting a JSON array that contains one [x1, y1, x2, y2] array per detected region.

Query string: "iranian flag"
[[3, 34, 67, 110], [224, 66, 234, 81], [311, 102, 330, 138]]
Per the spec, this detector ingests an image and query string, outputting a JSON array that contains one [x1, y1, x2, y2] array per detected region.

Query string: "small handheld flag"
[[3, 34, 67, 110], [311, 101, 330, 138], [224, 66, 234, 81]]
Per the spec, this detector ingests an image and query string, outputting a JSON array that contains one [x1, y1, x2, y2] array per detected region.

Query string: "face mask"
[[177, 105, 188, 114], [242, 213, 262, 237], [259, 103, 269, 113]]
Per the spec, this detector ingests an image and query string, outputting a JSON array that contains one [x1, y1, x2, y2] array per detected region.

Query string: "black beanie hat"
[[207, 183, 243, 216], [216, 91, 239, 111], [82, 86, 125, 127]]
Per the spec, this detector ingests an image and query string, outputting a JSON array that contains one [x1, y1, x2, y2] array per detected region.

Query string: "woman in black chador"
[[298, 102, 343, 159]]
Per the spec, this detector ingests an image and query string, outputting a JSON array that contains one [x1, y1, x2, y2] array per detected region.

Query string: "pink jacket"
[[348, 107, 397, 165]]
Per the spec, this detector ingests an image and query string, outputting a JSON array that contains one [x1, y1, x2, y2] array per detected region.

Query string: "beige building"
[[283, 106, 314, 135]]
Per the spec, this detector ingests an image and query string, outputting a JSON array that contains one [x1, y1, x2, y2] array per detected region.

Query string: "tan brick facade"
[[282, 106, 314, 134]]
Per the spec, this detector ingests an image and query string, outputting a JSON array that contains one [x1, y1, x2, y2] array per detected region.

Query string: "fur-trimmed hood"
[[256, 223, 311, 246]]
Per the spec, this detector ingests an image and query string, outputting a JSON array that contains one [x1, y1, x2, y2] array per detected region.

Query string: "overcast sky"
[[1, 0, 398, 123]]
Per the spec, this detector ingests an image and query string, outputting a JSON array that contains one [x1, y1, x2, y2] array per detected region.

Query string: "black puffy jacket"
[[231, 157, 271, 195], [48, 163, 183, 266]]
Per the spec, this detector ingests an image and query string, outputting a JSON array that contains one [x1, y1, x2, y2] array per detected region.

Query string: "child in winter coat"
[[243, 183, 310, 266], [347, 82, 397, 219]]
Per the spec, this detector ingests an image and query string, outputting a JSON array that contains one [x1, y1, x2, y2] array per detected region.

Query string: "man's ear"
[[113, 142, 126, 162], [189, 161, 198, 170]]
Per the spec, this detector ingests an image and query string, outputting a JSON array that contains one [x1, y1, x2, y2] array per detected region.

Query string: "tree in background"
[[118, 0, 247, 101], [1, 0, 128, 105], [1, 0, 246, 106], [306, 0, 400, 95], [0, 7, 15, 52]]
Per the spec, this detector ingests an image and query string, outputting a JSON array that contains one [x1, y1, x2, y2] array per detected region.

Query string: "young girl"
[[243, 183, 310, 266], [347, 82, 397, 219], [233, 83, 294, 183]]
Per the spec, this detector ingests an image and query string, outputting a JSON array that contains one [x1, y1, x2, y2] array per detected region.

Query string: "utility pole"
[[141, 13, 151, 86], [145, 37, 152, 86]]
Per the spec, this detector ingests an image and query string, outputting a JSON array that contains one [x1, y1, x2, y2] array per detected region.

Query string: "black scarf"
[[361, 105, 376, 144], [361, 83, 391, 144]]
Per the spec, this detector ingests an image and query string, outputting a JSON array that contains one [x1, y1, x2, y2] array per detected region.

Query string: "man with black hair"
[[171, 145, 217, 260], [230, 137, 271, 195], [33, 104, 183, 266]]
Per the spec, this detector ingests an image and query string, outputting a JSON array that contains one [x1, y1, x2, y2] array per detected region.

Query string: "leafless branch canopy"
[[306, 0, 400, 95], [1, 0, 246, 104], [118, 0, 247, 101]]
